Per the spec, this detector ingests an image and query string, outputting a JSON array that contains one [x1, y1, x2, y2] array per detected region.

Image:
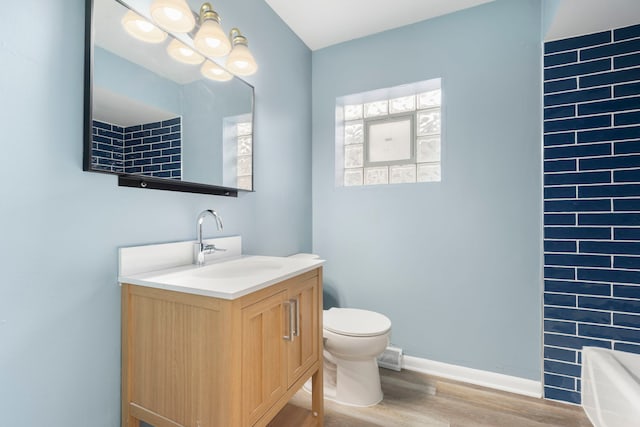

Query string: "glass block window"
[[223, 115, 253, 191], [337, 78, 442, 187], [236, 121, 253, 191]]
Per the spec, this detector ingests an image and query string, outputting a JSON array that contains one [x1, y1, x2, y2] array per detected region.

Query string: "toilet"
[[322, 307, 392, 407], [290, 254, 392, 407]]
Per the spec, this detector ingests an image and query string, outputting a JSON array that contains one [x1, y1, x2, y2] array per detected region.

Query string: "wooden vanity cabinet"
[[121, 268, 323, 427]]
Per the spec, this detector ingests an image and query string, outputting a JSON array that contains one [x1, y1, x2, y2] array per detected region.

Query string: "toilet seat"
[[324, 308, 391, 337]]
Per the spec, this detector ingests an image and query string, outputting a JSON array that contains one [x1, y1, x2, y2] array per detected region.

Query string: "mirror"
[[84, 0, 255, 196]]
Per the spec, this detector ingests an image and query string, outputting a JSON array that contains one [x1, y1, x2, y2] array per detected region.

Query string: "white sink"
[[147, 256, 287, 283], [119, 252, 323, 300], [189, 257, 285, 279]]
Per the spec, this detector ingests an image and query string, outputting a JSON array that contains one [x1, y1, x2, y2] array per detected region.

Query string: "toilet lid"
[[323, 308, 391, 337]]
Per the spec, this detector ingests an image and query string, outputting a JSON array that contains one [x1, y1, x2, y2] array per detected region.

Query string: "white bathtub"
[[582, 347, 640, 427]]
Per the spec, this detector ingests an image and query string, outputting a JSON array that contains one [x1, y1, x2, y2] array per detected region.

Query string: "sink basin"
[[120, 255, 323, 300], [190, 258, 284, 279]]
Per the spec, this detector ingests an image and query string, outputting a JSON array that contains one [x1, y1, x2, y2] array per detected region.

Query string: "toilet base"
[[304, 350, 383, 407]]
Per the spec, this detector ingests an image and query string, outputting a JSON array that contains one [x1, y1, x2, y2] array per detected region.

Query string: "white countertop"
[[119, 255, 324, 300]]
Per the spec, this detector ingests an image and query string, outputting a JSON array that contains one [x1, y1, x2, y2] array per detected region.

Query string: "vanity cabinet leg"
[[311, 365, 324, 426], [121, 285, 138, 427], [123, 415, 139, 427], [312, 270, 324, 426]]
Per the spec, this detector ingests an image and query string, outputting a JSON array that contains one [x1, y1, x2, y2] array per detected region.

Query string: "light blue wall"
[[0, 0, 311, 425], [312, 0, 544, 380]]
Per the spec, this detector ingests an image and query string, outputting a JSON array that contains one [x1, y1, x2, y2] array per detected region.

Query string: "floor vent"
[[377, 345, 403, 371]]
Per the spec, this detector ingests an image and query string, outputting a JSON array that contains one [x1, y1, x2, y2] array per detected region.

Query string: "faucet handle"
[[204, 244, 226, 253]]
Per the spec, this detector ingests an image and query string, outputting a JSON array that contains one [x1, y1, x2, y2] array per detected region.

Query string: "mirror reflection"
[[87, 0, 254, 191]]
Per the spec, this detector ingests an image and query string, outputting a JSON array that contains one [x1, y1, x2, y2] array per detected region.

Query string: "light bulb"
[[163, 7, 183, 21], [167, 39, 204, 65], [226, 41, 257, 76], [150, 0, 195, 33], [193, 3, 231, 57], [136, 21, 154, 32], [121, 10, 167, 43], [200, 60, 233, 82]]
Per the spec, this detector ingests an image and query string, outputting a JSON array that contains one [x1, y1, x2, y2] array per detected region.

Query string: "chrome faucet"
[[193, 209, 225, 265]]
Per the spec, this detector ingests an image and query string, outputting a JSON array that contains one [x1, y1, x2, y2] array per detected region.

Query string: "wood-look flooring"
[[269, 369, 592, 427]]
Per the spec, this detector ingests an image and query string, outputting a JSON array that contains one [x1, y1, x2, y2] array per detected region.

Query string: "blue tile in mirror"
[[91, 120, 124, 173], [92, 118, 182, 179]]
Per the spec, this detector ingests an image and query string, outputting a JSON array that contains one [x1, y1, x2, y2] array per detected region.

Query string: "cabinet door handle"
[[293, 297, 300, 337], [283, 300, 295, 342]]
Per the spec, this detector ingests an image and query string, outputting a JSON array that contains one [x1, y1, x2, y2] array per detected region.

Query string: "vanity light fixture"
[[226, 28, 258, 76], [193, 3, 231, 57], [200, 60, 233, 81], [150, 0, 195, 33], [121, 10, 167, 43], [167, 39, 205, 64]]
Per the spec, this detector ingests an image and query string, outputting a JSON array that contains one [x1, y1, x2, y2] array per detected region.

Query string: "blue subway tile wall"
[[92, 118, 182, 179], [543, 25, 640, 404], [123, 118, 182, 179], [91, 120, 124, 173]]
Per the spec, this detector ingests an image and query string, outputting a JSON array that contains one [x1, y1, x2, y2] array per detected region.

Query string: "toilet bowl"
[[322, 307, 391, 407], [289, 253, 392, 407]]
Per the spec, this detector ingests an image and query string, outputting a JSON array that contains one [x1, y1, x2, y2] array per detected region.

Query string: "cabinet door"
[[241, 290, 288, 426], [287, 275, 319, 387]]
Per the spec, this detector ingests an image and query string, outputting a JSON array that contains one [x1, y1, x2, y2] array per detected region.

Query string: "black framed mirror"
[[83, 0, 255, 197]]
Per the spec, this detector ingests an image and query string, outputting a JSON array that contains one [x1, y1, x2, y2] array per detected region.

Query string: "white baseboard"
[[402, 355, 542, 398]]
